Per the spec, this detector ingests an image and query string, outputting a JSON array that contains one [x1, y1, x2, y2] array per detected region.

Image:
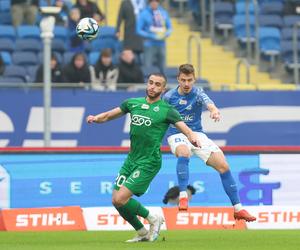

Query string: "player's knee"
[[112, 195, 126, 207], [216, 162, 229, 174], [175, 146, 190, 158]]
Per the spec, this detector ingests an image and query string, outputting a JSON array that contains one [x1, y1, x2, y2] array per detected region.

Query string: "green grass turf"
[[0, 230, 299, 250]]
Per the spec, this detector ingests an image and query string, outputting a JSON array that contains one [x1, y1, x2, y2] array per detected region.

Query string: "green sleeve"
[[166, 107, 182, 124], [119, 99, 130, 113]]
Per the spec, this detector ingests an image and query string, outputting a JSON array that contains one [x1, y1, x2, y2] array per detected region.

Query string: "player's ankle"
[[137, 227, 148, 236], [146, 213, 156, 224], [233, 203, 242, 212]]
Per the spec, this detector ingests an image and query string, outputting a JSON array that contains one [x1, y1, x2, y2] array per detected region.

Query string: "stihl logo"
[[97, 214, 148, 225], [177, 212, 235, 225], [16, 213, 75, 227]]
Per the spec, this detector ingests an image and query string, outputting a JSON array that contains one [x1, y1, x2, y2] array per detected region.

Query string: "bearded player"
[[87, 73, 201, 242], [163, 64, 256, 222]]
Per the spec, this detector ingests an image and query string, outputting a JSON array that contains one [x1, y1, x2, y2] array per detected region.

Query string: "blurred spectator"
[[116, 0, 145, 64], [11, 0, 39, 27], [117, 49, 144, 86], [35, 53, 63, 83], [0, 55, 5, 76], [90, 48, 119, 91], [53, 0, 71, 26], [137, 0, 172, 73], [63, 52, 91, 84], [68, 7, 84, 52], [74, 0, 105, 23]]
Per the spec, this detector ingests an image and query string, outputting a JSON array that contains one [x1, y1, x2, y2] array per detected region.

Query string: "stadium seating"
[[98, 26, 116, 38], [90, 38, 120, 53], [52, 38, 67, 54], [0, 12, 11, 24], [16, 25, 40, 40], [15, 39, 42, 53], [0, 76, 26, 84], [0, 38, 15, 53], [214, 1, 234, 37], [233, 14, 256, 43], [283, 15, 300, 28], [38, 52, 63, 64], [3, 65, 28, 82], [259, 14, 283, 29], [88, 52, 100, 65], [260, 2, 283, 15], [12, 51, 38, 66], [53, 26, 69, 41], [63, 51, 76, 64], [235, 2, 256, 15], [281, 27, 300, 41], [0, 51, 12, 65], [26, 65, 39, 83], [0, 25, 16, 40], [259, 27, 281, 64]]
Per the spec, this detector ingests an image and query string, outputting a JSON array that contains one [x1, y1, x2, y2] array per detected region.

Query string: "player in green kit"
[[86, 73, 200, 243]]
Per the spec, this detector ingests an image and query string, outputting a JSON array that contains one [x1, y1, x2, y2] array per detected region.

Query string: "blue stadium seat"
[[0, 76, 26, 84], [283, 15, 300, 28], [0, 51, 12, 65], [17, 25, 40, 39], [281, 40, 300, 66], [54, 26, 68, 41], [0, 25, 16, 40], [0, 12, 12, 24], [214, 2, 234, 33], [90, 38, 119, 52], [63, 51, 76, 64], [26, 65, 39, 82], [259, 27, 281, 55], [233, 14, 256, 43], [12, 51, 38, 66], [3, 65, 28, 82], [164, 67, 178, 78], [0, 38, 15, 53], [281, 27, 300, 41], [52, 38, 67, 53], [260, 2, 283, 15], [88, 51, 100, 65], [15, 38, 42, 52], [235, 2, 256, 15], [99, 26, 116, 38], [0, 0, 10, 11], [259, 15, 283, 29]]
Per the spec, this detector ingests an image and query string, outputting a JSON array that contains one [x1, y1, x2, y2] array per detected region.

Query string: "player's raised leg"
[[206, 151, 256, 222]]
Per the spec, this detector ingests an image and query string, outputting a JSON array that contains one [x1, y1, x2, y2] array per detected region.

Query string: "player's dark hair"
[[178, 64, 195, 77], [148, 72, 167, 86]]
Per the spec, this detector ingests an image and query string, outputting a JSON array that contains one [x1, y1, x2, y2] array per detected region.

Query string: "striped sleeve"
[[196, 88, 214, 106]]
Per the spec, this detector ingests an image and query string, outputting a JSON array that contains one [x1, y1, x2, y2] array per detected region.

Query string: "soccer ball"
[[76, 17, 99, 41]]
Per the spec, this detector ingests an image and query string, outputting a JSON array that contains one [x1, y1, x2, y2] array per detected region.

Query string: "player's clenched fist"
[[86, 115, 97, 123]]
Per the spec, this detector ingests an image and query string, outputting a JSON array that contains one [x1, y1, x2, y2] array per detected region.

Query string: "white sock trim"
[[234, 203, 242, 212], [179, 191, 188, 198]]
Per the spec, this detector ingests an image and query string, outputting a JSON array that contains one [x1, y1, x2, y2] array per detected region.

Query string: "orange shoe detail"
[[234, 209, 256, 222], [178, 197, 188, 211]]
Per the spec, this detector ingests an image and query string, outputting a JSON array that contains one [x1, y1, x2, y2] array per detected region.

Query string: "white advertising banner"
[[245, 206, 300, 229], [82, 207, 167, 231], [260, 154, 300, 205]]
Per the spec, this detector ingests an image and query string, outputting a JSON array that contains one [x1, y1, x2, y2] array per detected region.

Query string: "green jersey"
[[120, 97, 182, 169]]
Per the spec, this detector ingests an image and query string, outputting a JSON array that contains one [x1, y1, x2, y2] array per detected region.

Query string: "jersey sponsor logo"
[[141, 104, 149, 109], [183, 114, 195, 122], [179, 99, 187, 105], [153, 106, 160, 112], [132, 170, 140, 178], [186, 105, 192, 110], [132, 104, 139, 108], [131, 115, 152, 126]]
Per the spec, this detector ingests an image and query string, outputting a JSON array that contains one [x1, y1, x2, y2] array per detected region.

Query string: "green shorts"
[[113, 159, 161, 196]]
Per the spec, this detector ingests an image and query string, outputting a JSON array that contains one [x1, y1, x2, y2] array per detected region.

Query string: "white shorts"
[[167, 132, 222, 163]]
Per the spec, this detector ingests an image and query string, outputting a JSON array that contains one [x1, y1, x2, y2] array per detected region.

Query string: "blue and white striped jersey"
[[163, 86, 214, 137]]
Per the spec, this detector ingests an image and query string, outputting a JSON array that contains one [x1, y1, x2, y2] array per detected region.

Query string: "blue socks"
[[220, 170, 240, 205], [176, 156, 190, 192]]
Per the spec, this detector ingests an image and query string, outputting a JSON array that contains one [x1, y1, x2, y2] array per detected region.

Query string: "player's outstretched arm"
[[86, 107, 124, 124], [207, 103, 221, 122], [175, 121, 201, 148]]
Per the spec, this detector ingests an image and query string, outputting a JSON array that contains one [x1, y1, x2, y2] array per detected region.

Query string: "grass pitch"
[[0, 230, 299, 250]]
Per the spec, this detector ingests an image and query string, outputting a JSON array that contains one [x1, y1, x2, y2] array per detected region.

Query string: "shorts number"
[[175, 138, 181, 142], [115, 174, 126, 187]]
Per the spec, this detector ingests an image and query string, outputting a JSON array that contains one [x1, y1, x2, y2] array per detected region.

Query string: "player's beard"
[[146, 89, 161, 100]]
